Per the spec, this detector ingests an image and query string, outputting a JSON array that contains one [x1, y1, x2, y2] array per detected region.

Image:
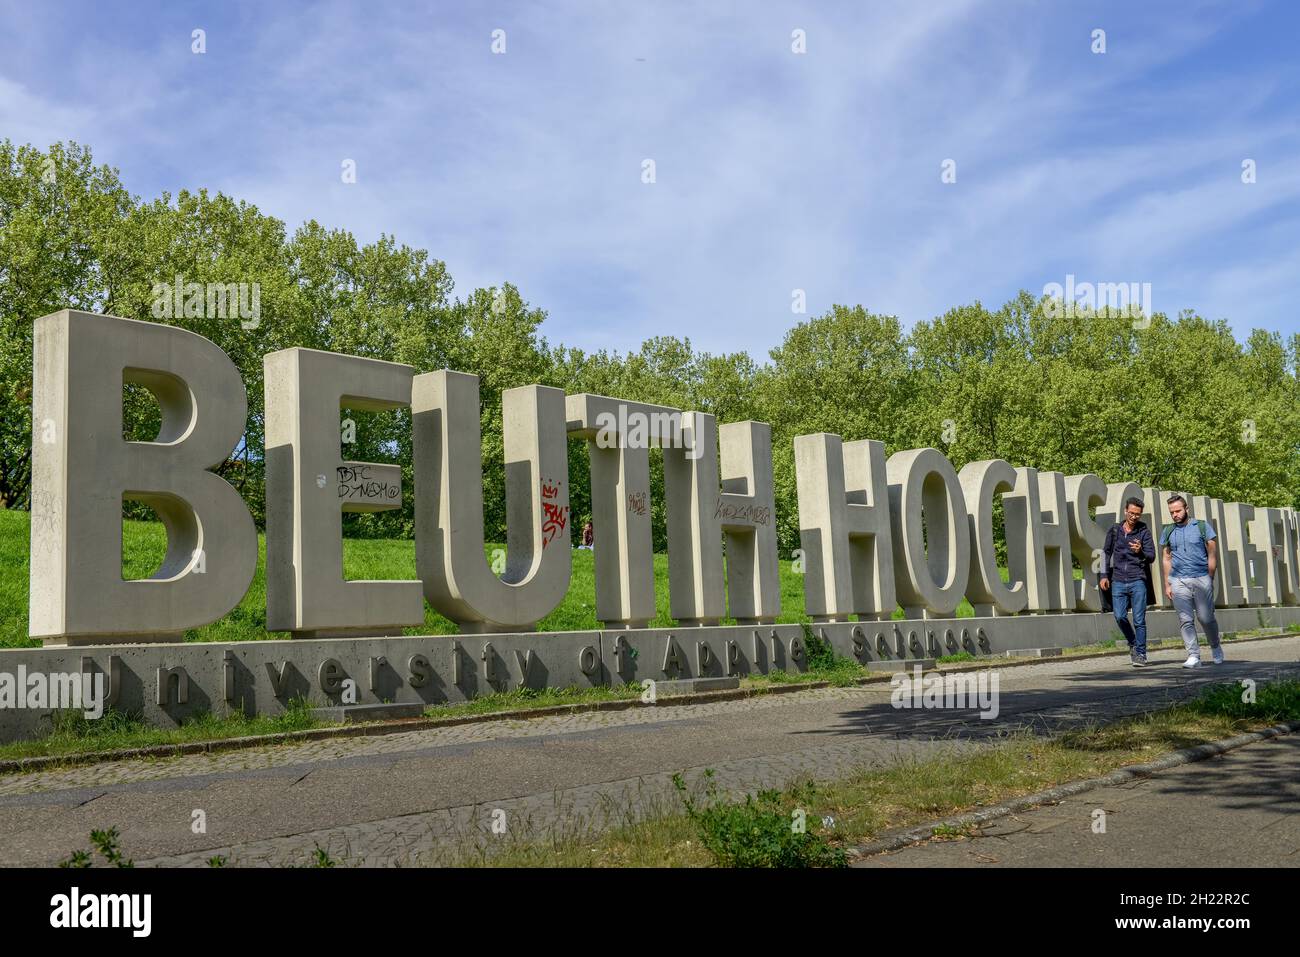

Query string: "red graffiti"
[[541, 478, 568, 547], [543, 501, 569, 547]]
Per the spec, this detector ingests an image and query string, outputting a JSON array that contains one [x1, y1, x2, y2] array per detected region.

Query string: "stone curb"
[[844, 717, 1300, 861], [0, 629, 1288, 776]]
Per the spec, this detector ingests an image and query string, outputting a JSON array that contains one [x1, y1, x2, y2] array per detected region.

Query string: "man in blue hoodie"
[[1099, 496, 1157, 666]]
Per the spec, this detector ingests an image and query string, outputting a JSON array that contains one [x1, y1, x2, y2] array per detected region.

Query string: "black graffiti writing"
[[337, 465, 399, 501], [714, 498, 770, 526]]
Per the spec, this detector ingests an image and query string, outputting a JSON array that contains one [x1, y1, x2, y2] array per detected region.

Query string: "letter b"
[[29, 311, 256, 643]]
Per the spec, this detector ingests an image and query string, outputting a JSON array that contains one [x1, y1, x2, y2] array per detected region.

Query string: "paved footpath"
[[1, 637, 1297, 867], [855, 730, 1300, 867]]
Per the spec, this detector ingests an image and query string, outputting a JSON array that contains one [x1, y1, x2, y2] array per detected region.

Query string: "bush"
[[795, 625, 867, 685], [672, 771, 847, 868], [801, 625, 838, 671]]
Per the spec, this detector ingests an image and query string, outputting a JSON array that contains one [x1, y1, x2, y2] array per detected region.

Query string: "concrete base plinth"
[[4, 606, 1299, 742]]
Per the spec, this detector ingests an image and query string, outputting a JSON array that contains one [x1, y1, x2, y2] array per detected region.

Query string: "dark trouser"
[[1111, 579, 1147, 656]]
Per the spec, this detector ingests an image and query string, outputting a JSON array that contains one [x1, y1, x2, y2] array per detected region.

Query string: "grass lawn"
[[1, 507, 981, 648]]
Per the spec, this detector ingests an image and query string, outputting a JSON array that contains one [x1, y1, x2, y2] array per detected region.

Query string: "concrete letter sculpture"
[[1253, 508, 1289, 605], [29, 310, 256, 644], [1193, 496, 1245, 606], [795, 434, 896, 621], [565, 394, 674, 628], [25, 308, 1300, 683], [413, 370, 571, 632], [886, 448, 970, 618], [1226, 502, 1268, 606], [1271, 508, 1300, 604], [958, 459, 1026, 616], [1005, 468, 1072, 613], [1064, 473, 1107, 612], [1037, 471, 1076, 613], [264, 348, 423, 636], [664, 414, 781, 624]]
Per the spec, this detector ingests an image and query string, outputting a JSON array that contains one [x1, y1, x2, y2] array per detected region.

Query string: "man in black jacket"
[[1099, 496, 1157, 666]]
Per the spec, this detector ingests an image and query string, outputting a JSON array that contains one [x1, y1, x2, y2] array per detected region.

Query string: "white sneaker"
[[1183, 655, 1201, 668], [1211, 647, 1225, 664]]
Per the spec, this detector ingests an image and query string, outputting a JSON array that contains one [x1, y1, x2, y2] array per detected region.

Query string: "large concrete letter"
[[1226, 502, 1268, 606], [413, 370, 571, 632], [264, 348, 423, 636], [1065, 474, 1107, 612], [1037, 472, 1075, 612], [886, 448, 970, 618], [1006, 469, 1072, 612], [1253, 508, 1291, 605], [29, 310, 256, 645], [1004, 468, 1045, 614], [565, 394, 673, 628], [795, 434, 896, 621], [1279, 508, 1300, 604], [566, 395, 686, 629], [664, 414, 780, 625], [1193, 496, 1245, 607], [958, 459, 1025, 616]]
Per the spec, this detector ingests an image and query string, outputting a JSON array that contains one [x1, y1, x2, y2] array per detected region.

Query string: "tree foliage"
[[4, 140, 1298, 556]]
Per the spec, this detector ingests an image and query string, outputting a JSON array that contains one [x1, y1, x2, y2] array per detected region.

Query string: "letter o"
[[886, 448, 972, 616]]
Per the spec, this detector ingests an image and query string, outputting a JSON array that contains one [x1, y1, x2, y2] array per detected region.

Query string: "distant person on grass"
[[1099, 496, 1156, 667], [1161, 493, 1224, 668]]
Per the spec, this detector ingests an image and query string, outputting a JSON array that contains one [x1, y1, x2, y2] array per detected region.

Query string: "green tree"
[[0, 141, 135, 507]]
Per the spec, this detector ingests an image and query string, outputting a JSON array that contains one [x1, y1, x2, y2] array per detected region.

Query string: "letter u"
[[412, 370, 571, 631]]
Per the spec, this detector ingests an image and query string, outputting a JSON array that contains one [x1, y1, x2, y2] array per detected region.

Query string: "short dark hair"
[[1167, 493, 1187, 508], [1124, 497, 1144, 511]]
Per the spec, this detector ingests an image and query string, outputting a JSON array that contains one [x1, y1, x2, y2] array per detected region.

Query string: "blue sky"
[[2, 0, 1298, 357]]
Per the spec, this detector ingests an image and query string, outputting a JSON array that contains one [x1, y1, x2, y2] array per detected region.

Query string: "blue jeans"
[[1111, 579, 1147, 656]]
